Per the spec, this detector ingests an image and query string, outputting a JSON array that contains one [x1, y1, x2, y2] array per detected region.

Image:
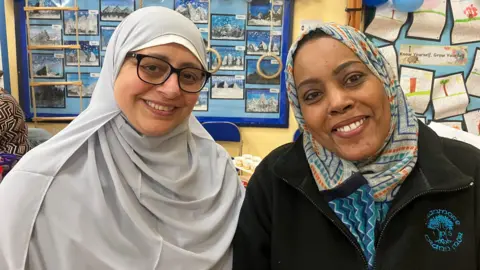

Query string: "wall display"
[[64, 10, 99, 36], [245, 88, 279, 113], [100, 26, 116, 50], [100, 0, 135, 21], [365, 1, 408, 42], [32, 83, 67, 108], [31, 52, 65, 79], [66, 73, 99, 97], [28, 0, 62, 20], [211, 14, 246, 40], [246, 30, 281, 56], [175, 0, 208, 23], [65, 41, 100, 66], [366, 0, 480, 135], [17, 0, 293, 127], [211, 45, 245, 70], [29, 24, 63, 46]]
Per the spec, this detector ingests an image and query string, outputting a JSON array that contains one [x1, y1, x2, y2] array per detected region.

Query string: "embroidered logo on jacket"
[[425, 209, 463, 252]]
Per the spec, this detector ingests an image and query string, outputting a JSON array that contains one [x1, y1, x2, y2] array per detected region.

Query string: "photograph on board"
[[194, 89, 209, 111], [32, 85, 66, 108], [248, 0, 283, 26], [246, 58, 281, 85], [65, 41, 100, 66], [31, 52, 64, 79], [211, 14, 246, 40], [100, 26, 116, 50], [66, 73, 99, 97], [28, 0, 62, 20], [100, 0, 135, 21], [29, 24, 63, 46], [211, 75, 245, 99], [64, 10, 99, 36], [246, 30, 281, 55], [211, 46, 245, 71], [246, 88, 279, 113], [175, 0, 208, 24]]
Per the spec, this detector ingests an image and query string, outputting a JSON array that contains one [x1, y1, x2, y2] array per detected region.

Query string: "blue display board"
[[365, 0, 480, 135], [0, 0, 10, 91], [15, 0, 292, 127]]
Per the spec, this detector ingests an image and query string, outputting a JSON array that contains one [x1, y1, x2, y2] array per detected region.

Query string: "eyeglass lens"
[[137, 56, 207, 92]]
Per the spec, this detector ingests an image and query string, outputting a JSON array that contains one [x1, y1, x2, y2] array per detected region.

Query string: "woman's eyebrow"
[[147, 53, 202, 69], [333, 60, 362, 75]]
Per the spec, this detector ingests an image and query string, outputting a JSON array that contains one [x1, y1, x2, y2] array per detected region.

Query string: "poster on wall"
[[366, 0, 480, 136], [18, 0, 293, 127], [365, 1, 408, 42]]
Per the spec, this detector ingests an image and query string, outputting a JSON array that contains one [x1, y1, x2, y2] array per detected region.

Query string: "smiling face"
[[293, 37, 391, 161], [114, 43, 202, 136]]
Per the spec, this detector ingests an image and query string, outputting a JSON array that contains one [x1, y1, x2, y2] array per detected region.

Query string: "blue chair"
[[202, 121, 243, 155], [293, 129, 301, 141]]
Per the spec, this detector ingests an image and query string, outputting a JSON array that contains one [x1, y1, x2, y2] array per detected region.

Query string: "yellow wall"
[[11, 0, 348, 157]]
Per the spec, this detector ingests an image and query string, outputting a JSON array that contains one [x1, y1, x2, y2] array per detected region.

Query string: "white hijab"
[[0, 7, 244, 270]]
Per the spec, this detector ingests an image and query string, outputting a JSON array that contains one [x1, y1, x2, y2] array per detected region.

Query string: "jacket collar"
[[273, 122, 473, 199]]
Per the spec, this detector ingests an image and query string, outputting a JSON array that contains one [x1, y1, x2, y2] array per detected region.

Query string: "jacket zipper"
[[372, 181, 474, 270], [281, 178, 369, 270]]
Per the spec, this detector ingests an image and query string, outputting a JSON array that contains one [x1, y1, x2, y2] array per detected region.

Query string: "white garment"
[[0, 7, 244, 270]]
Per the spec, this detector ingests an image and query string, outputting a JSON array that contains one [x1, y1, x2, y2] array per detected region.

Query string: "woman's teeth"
[[337, 118, 365, 133], [146, 100, 174, 112]]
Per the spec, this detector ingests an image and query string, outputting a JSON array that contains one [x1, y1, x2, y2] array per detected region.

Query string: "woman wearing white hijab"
[[0, 7, 244, 270]]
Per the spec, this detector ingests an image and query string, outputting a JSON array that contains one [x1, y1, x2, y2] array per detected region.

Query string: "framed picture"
[[65, 40, 100, 66], [27, 0, 62, 20], [246, 58, 281, 85], [247, 0, 283, 26], [29, 24, 63, 46], [246, 30, 281, 55], [175, 0, 208, 24], [66, 72, 99, 97], [211, 75, 245, 100], [211, 14, 246, 40], [31, 84, 66, 108], [211, 45, 245, 71], [64, 10, 99, 36], [100, 0, 135, 21], [100, 26, 116, 50], [31, 52, 64, 79], [245, 88, 279, 113]]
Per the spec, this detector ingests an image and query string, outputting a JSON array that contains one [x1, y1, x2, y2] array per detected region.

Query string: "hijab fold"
[[0, 7, 244, 270]]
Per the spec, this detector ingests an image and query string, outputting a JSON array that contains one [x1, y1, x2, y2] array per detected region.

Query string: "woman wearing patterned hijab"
[[0, 7, 244, 270], [233, 23, 480, 269]]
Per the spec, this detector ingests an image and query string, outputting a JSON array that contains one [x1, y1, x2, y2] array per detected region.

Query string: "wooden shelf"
[[24, 6, 78, 11], [28, 45, 80, 50], [30, 81, 82, 87], [32, 117, 75, 122]]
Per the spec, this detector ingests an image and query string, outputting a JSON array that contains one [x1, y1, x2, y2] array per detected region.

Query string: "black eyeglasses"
[[126, 52, 211, 93]]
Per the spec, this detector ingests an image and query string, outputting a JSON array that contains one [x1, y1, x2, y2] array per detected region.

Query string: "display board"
[[16, 0, 292, 127], [365, 0, 480, 135]]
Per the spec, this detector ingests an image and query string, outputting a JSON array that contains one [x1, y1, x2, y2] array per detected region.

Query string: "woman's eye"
[[304, 91, 322, 101], [345, 74, 363, 85], [144, 65, 159, 72]]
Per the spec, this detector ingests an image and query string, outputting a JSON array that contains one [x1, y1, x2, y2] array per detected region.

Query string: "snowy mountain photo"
[[32, 85, 66, 108], [64, 10, 98, 35], [66, 73, 98, 97], [246, 30, 281, 55], [28, 0, 61, 19], [29, 24, 62, 46], [246, 59, 281, 84], [175, 0, 208, 23], [211, 14, 246, 40], [211, 46, 245, 71], [211, 75, 245, 99], [194, 90, 208, 111], [65, 41, 100, 66], [101, 26, 116, 50], [246, 89, 279, 113], [100, 0, 134, 21], [31, 53, 64, 79], [248, 0, 283, 26]]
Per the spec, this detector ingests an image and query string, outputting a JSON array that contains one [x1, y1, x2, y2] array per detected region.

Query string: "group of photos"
[[26, 0, 285, 115]]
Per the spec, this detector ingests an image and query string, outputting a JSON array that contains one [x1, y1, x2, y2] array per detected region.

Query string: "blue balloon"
[[364, 0, 389, 7], [392, 0, 424, 12]]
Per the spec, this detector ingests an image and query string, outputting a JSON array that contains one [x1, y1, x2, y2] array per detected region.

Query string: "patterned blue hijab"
[[285, 23, 419, 202]]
